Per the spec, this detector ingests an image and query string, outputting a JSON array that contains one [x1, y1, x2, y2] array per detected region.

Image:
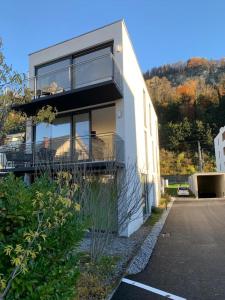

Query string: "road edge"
[[107, 198, 174, 300], [127, 198, 174, 274]]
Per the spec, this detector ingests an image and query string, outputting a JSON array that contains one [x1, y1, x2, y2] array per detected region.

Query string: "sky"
[[1, 0, 225, 75]]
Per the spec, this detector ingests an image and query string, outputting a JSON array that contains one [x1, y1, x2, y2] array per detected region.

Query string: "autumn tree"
[[145, 56, 224, 175], [160, 149, 196, 175], [146, 76, 177, 107], [187, 57, 209, 69]]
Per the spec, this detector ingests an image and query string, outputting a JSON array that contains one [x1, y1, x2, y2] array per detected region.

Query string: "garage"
[[189, 173, 225, 198]]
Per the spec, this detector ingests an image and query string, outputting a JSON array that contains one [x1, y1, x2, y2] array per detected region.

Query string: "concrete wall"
[[121, 22, 160, 236], [189, 173, 225, 198], [29, 21, 123, 77], [214, 126, 225, 172]]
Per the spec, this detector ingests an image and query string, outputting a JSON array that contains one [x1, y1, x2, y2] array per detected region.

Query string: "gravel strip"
[[127, 199, 174, 274], [79, 199, 174, 300]]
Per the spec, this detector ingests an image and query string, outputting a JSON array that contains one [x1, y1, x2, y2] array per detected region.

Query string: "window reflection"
[[35, 117, 71, 159], [36, 59, 70, 96], [91, 106, 115, 160], [74, 113, 90, 160], [73, 47, 112, 88]]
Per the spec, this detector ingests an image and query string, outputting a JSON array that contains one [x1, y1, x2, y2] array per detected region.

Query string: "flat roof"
[[29, 19, 124, 56]]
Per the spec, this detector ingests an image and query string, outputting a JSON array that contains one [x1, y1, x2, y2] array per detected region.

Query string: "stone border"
[[107, 199, 174, 299], [127, 198, 174, 274]]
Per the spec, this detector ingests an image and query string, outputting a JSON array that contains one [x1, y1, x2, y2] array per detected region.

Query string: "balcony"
[[13, 53, 123, 116], [0, 133, 124, 174]]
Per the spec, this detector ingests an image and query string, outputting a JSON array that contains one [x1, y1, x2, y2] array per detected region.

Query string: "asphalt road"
[[111, 199, 225, 300]]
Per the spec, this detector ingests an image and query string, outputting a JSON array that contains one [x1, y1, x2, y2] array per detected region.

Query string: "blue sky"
[[1, 0, 225, 75]]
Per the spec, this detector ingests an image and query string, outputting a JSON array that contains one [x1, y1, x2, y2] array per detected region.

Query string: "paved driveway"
[[111, 199, 225, 300]]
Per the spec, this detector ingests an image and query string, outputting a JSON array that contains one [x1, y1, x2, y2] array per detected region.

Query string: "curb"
[[107, 198, 174, 299], [127, 198, 174, 274]]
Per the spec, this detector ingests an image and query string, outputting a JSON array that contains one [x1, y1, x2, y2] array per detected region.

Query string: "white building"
[[4, 20, 160, 236], [214, 126, 225, 172]]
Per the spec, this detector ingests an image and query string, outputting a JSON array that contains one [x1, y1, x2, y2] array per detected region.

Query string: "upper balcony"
[[13, 52, 123, 116]]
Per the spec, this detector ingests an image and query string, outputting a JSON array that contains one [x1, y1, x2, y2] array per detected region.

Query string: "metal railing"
[[0, 133, 124, 171], [2, 54, 123, 101]]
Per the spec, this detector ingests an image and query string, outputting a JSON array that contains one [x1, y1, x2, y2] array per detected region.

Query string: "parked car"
[[177, 186, 190, 196]]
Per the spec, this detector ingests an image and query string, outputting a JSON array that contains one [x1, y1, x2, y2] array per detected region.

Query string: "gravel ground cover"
[[78, 200, 173, 299]]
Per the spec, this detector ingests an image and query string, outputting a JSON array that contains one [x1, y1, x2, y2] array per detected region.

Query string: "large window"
[[36, 59, 70, 94], [35, 117, 71, 157], [35, 45, 113, 97], [35, 122, 52, 142], [34, 105, 117, 162], [73, 47, 112, 88], [74, 113, 90, 160], [92, 106, 115, 160]]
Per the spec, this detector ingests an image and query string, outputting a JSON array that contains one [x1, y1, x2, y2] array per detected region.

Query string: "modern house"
[[0, 20, 160, 236], [214, 126, 225, 172]]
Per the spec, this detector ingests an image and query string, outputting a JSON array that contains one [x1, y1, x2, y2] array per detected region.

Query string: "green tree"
[[0, 173, 84, 300], [0, 39, 56, 144]]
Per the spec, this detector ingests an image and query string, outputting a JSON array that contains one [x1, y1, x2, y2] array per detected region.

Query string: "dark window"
[[73, 47, 112, 88], [36, 59, 70, 93]]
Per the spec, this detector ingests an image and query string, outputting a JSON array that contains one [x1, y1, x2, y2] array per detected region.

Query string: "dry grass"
[[75, 253, 119, 300]]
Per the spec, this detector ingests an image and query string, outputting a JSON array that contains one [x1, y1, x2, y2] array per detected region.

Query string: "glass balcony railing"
[[2, 53, 123, 102], [0, 133, 124, 171]]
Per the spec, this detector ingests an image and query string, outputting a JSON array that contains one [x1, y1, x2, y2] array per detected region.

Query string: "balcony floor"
[[14, 80, 122, 116]]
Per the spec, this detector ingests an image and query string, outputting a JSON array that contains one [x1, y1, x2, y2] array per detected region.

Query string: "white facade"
[[27, 20, 160, 236], [214, 126, 225, 172]]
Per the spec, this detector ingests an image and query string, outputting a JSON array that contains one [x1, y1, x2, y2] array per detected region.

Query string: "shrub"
[[0, 173, 84, 300]]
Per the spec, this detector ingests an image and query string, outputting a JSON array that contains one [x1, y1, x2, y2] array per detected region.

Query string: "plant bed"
[[76, 254, 119, 300], [77, 199, 170, 299]]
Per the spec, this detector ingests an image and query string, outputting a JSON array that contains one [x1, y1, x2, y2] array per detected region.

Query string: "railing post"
[[32, 142, 35, 167], [34, 76, 37, 99], [69, 64, 73, 91]]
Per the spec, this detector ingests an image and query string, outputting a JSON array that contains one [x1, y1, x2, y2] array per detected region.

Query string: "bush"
[[0, 173, 84, 300]]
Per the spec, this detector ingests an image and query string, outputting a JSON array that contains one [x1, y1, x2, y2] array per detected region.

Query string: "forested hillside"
[[145, 57, 225, 175]]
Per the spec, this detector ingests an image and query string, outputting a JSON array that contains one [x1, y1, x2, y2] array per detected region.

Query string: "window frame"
[[34, 41, 114, 77]]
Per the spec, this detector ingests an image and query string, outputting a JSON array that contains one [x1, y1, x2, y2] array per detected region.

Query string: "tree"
[[0, 39, 28, 142], [146, 76, 177, 107], [0, 38, 56, 144], [160, 149, 196, 175]]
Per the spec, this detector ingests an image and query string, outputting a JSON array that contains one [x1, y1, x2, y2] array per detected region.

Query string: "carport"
[[189, 173, 225, 198]]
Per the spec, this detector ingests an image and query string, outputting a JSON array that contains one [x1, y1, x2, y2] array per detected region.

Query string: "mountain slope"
[[145, 57, 225, 175]]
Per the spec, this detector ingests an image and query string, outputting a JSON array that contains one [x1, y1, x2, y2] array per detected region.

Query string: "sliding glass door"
[[35, 106, 116, 163], [74, 113, 90, 161]]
